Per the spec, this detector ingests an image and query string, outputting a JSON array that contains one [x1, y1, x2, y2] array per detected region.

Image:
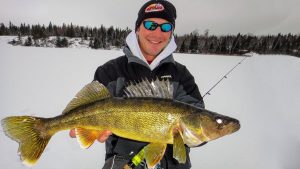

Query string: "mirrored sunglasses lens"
[[161, 23, 172, 32], [144, 21, 157, 30]]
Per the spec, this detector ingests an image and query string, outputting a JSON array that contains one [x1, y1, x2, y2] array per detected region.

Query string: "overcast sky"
[[0, 0, 299, 35]]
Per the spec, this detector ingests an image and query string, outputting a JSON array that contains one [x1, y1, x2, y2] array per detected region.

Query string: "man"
[[70, 0, 204, 168]]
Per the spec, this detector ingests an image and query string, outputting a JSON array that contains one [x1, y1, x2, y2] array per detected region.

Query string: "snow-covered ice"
[[0, 36, 299, 169]]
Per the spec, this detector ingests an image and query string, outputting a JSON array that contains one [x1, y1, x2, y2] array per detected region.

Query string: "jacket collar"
[[123, 31, 177, 70]]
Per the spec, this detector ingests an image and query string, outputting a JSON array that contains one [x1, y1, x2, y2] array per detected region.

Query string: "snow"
[[9, 36, 95, 49], [1, 36, 300, 169]]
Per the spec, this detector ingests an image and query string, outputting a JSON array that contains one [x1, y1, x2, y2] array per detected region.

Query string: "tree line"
[[0, 22, 299, 57], [177, 31, 300, 57], [0, 22, 131, 49]]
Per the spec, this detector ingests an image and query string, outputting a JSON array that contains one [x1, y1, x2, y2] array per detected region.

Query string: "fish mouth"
[[230, 119, 241, 132], [235, 123, 241, 131], [221, 116, 240, 131], [233, 118, 241, 128]]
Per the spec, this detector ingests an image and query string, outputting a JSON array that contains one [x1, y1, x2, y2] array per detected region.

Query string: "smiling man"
[[137, 18, 173, 64], [70, 0, 205, 168]]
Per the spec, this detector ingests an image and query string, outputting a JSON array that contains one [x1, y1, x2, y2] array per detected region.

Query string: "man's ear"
[[136, 29, 141, 39], [171, 32, 174, 39], [136, 27, 140, 34]]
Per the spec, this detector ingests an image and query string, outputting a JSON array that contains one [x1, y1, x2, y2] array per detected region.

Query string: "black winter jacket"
[[94, 47, 204, 169]]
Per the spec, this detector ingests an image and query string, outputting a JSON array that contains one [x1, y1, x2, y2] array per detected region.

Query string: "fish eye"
[[216, 118, 223, 124]]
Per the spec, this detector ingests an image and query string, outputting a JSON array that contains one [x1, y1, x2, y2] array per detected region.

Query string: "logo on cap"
[[145, 3, 164, 13]]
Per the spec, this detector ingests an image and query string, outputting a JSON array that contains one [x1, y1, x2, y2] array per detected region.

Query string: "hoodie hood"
[[124, 30, 177, 70]]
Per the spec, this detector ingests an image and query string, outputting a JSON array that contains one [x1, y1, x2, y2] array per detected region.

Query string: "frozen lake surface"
[[0, 36, 299, 169]]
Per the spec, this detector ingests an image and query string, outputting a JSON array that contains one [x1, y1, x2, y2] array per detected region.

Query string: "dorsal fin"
[[62, 81, 111, 114], [124, 78, 173, 99]]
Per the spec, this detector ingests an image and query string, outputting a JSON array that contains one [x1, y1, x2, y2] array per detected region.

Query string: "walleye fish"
[[1, 79, 240, 168]]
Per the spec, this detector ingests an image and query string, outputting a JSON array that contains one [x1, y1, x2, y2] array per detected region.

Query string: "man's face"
[[136, 18, 172, 62]]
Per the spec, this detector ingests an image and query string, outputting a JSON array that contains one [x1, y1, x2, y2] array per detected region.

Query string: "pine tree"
[[24, 36, 33, 46], [189, 35, 198, 53], [48, 22, 53, 36], [219, 37, 227, 54], [9, 21, 19, 35], [56, 36, 69, 47], [89, 37, 93, 48], [56, 36, 61, 47], [272, 33, 282, 53], [20, 23, 25, 36], [61, 37, 69, 47], [62, 23, 67, 37], [66, 23, 75, 37], [231, 33, 241, 54], [0, 23, 7, 35], [107, 26, 114, 46], [93, 37, 102, 49], [84, 32, 88, 40], [179, 39, 187, 53], [99, 25, 107, 47]]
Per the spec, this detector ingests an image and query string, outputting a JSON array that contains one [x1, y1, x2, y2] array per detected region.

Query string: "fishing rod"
[[202, 54, 251, 98]]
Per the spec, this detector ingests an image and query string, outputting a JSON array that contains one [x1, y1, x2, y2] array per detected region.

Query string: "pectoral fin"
[[75, 128, 103, 149], [173, 131, 186, 164], [144, 143, 167, 168]]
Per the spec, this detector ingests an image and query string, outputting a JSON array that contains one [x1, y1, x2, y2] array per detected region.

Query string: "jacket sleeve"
[[94, 60, 117, 85], [173, 65, 205, 109]]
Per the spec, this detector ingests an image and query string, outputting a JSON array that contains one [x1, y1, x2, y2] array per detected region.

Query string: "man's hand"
[[69, 129, 112, 143]]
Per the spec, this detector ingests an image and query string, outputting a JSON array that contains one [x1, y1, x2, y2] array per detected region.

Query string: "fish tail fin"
[[1, 116, 52, 166]]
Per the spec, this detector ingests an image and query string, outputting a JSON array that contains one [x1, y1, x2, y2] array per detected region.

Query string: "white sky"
[[0, 0, 299, 35]]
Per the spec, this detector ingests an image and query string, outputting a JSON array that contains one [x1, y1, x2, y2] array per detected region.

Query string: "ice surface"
[[1, 36, 299, 169]]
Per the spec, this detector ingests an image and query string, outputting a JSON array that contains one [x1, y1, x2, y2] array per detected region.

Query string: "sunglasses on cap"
[[143, 20, 173, 32]]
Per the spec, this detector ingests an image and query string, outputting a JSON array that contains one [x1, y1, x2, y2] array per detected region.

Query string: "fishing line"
[[203, 54, 251, 98]]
